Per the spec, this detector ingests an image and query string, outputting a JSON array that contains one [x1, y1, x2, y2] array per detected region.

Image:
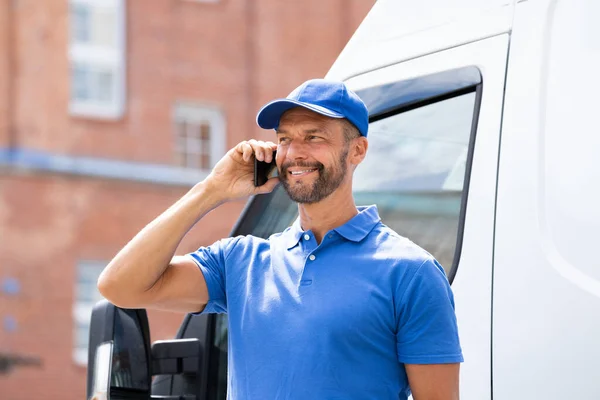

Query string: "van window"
[[353, 91, 477, 273], [207, 80, 481, 400]]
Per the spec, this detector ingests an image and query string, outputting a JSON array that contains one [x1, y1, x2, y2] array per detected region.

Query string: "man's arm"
[[97, 140, 279, 313], [395, 257, 463, 399], [406, 363, 460, 400], [97, 181, 224, 313]]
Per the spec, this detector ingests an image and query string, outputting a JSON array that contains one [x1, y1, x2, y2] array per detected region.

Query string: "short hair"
[[341, 119, 361, 143]]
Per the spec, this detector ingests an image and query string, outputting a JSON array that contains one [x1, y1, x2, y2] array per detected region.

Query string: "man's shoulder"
[[368, 222, 434, 265], [229, 230, 287, 245], [215, 231, 285, 258], [219, 233, 265, 249]]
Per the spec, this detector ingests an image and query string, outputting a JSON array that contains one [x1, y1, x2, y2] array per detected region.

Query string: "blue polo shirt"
[[189, 205, 463, 400]]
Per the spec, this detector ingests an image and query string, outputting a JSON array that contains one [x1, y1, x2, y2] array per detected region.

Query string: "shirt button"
[[304, 234, 310, 240], [309, 254, 316, 261]]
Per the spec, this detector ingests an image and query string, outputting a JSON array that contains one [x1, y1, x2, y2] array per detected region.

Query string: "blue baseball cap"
[[256, 79, 369, 137]]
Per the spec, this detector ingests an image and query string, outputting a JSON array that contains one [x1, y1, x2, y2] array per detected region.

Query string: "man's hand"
[[206, 139, 280, 202], [406, 363, 460, 400]]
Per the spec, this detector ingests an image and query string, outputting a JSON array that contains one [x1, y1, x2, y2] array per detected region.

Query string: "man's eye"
[[278, 137, 289, 143], [308, 136, 320, 140]]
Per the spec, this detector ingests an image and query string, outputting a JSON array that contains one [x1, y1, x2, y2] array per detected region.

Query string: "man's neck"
[[297, 188, 358, 244]]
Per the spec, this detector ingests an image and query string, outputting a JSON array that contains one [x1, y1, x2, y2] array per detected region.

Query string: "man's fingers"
[[254, 146, 265, 162], [258, 141, 277, 163], [263, 143, 275, 163], [241, 142, 253, 162], [236, 141, 254, 162], [252, 140, 269, 162], [237, 140, 278, 163]]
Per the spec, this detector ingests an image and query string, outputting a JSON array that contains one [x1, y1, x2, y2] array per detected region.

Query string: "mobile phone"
[[254, 150, 278, 187]]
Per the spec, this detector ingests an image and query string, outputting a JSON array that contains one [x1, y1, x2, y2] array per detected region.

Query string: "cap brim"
[[256, 99, 344, 130]]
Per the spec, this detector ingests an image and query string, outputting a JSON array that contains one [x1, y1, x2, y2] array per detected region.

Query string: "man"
[[98, 79, 463, 400]]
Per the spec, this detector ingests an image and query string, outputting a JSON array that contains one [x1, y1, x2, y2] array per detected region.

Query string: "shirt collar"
[[282, 218, 304, 249], [283, 205, 381, 249]]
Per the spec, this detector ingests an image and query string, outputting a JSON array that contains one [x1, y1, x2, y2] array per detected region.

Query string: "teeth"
[[291, 169, 315, 175]]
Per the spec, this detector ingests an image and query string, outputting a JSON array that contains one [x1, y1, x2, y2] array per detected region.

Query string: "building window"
[[73, 261, 105, 365], [68, 0, 126, 119], [173, 103, 226, 170]]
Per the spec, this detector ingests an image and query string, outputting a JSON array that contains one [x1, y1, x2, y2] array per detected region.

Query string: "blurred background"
[[0, 0, 374, 398]]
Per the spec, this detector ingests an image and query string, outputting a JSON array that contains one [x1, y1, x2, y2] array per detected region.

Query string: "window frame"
[[172, 102, 227, 171], [356, 69, 483, 283], [68, 0, 126, 119]]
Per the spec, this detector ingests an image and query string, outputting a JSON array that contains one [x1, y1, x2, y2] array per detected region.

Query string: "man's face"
[[275, 108, 351, 204]]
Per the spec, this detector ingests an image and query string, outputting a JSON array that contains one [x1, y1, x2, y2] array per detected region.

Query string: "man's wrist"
[[189, 179, 227, 210]]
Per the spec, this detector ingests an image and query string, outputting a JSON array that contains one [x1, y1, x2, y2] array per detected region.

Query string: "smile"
[[289, 169, 317, 176]]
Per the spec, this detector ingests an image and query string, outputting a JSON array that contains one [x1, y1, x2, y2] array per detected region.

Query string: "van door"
[[179, 35, 510, 400], [340, 34, 509, 399]]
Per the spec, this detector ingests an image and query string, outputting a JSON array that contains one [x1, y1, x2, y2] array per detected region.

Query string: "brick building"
[[0, 0, 373, 398]]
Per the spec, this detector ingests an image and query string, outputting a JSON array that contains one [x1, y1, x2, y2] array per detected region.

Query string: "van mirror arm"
[[151, 338, 203, 376]]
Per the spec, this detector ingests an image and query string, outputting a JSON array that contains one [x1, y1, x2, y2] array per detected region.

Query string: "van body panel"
[[494, 0, 600, 398], [342, 34, 509, 400], [326, 0, 514, 82]]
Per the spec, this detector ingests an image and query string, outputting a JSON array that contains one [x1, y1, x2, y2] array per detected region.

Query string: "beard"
[[279, 146, 349, 204]]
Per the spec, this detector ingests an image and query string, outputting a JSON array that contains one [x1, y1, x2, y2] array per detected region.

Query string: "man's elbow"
[[97, 268, 141, 309], [97, 273, 121, 306]]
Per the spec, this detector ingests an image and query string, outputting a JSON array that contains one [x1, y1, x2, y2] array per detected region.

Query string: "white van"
[[86, 0, 600, 399]]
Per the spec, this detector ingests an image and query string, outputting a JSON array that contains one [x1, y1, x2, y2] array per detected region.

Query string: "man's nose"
[[285, 138, 309, 160]]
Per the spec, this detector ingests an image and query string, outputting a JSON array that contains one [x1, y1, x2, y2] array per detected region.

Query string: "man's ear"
[[349, 137, 368, 166]]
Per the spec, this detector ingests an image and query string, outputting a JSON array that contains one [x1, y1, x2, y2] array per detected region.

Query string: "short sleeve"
[[187, 237, 238, 314], [395, 258, 464, 364]]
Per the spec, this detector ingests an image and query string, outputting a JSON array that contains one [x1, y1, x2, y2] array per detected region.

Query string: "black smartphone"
[[254, 150, 278, 187]]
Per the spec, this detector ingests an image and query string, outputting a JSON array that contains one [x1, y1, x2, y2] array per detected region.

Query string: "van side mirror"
[[86, 300, 152, 400], [86, 300, 207, 400]]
